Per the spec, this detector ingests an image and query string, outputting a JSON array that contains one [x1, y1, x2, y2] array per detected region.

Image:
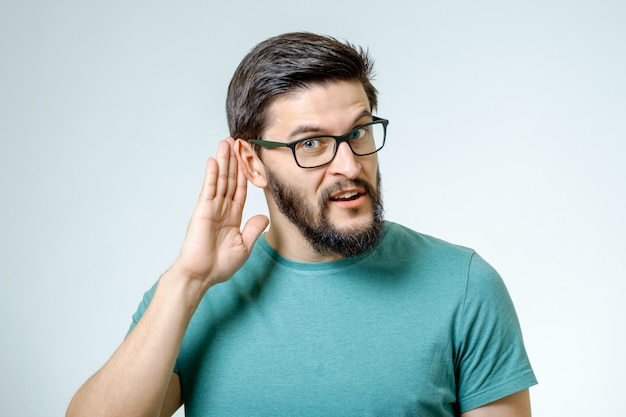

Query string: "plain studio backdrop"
[[1, 1, 624, 415]]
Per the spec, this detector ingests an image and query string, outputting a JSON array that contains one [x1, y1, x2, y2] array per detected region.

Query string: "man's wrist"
[[158, 266, 216, 315]]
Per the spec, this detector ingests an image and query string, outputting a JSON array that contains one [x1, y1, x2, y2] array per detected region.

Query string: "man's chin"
[[306, 214, 384, 258], [325, 201, 376, 227], [327, 217, 375, 235]]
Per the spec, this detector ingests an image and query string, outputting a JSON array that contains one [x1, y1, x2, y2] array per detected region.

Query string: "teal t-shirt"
[[131, 222, 536, 416]]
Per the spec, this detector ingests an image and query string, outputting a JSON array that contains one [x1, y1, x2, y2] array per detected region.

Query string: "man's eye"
[[301, 139, 321, 150], [349, 127, 367, 140]]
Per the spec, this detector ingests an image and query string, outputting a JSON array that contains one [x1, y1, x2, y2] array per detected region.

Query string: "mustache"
[[320, 178, 378, 205]]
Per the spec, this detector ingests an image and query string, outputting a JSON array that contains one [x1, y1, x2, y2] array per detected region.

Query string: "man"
[[67, 32, 536, 416]]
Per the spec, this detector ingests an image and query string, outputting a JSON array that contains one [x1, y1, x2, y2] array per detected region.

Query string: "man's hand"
[[66, 138, 269, 417], [147, 137, 268, 413], [170, 138, 269, 289]]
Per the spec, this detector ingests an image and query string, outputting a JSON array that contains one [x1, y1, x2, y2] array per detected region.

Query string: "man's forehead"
[[264, 81, 371, 136]]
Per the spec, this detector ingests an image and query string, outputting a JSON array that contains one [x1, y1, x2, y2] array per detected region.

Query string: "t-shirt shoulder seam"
[[456, 250, 477, 353]]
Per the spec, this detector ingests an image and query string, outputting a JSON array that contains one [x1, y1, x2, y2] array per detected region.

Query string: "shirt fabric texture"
[[130, 221, 537, 416]]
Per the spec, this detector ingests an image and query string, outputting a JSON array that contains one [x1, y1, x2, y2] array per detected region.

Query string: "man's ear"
[[233, 138, 268, 188]]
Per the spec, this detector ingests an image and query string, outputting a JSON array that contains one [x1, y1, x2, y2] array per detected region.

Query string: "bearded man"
[[67, 32, 536, 417]]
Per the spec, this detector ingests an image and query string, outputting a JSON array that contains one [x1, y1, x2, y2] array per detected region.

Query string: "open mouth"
[[329, 191, 362, 202]]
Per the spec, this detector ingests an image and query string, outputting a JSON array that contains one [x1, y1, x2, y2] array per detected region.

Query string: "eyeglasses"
[[246, 116, 389, 168]]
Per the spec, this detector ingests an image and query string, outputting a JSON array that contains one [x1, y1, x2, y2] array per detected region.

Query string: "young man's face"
[[259, 80, 384, 258]]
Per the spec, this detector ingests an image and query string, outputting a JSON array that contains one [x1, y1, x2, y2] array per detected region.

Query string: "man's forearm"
[[67, 141, 264, 417], [66, 271, 207, 417]]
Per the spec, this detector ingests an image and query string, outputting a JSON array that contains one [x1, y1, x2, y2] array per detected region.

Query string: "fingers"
[[214, 140, 236, 199], [226, 139, 240, 199], [241, 214, 270, 252], [198, 139, 241, 202], [199, 157, 219, 201], [232, 142, 249, 208]]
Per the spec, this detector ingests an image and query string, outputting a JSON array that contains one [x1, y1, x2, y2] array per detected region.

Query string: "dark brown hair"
[[226, 32, 378, 140]]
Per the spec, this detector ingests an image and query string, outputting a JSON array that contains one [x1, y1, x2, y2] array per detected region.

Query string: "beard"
[[265, 168, 385, 258]]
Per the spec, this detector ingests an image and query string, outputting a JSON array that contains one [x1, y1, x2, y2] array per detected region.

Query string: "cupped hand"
[[171, 138, 269, 289]]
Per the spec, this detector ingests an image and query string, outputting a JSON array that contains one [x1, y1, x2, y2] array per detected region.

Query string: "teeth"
[[333, 192, 359, 201]]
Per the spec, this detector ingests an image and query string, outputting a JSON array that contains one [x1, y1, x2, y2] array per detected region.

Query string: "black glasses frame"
[[246, 116, 389, 168]]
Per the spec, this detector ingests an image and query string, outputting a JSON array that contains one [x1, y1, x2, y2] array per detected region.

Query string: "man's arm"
[[461, 389, 531, 417], [160, 374, 183, 417], [66, 139, 269, 417]]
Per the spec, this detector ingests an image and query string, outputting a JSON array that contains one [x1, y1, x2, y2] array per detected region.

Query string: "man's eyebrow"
[[287, 111, 373, 139]]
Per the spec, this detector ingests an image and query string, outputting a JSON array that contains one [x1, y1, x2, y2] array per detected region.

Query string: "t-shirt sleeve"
[[126, 280, 159, 336], [456, 252, 537, 412]]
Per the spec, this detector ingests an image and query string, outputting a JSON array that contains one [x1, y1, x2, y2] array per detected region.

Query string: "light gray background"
[[1, 1, 624, 416]]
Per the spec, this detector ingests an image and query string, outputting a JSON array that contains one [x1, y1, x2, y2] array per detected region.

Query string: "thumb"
[[241, 215, 270, 252]]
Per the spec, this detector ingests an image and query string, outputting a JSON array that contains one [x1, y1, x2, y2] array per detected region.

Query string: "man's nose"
[[327, 142, 360, 178]]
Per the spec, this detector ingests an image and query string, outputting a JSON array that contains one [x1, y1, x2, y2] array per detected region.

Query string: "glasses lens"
[[293, 121, 386, 168], [293, 137, 337, 168], [348, 122, 386, 156]]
